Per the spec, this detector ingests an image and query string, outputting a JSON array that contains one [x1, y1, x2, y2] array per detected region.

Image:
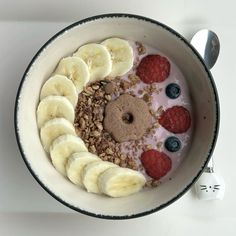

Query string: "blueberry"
[[165, 83, 181, 99], [164, 136, 181, 152]]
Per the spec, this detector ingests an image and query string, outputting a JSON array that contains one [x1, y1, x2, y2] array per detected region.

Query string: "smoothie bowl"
[[14, 14, 219, 219]]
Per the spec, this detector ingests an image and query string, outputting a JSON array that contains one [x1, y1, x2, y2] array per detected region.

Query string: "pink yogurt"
[[111, 41, 193, 182]]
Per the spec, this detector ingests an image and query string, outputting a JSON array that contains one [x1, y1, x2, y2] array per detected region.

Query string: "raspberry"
[[141, 149, 172, 180], [158, 106, 191, 133], [136, 55, 170, 84]]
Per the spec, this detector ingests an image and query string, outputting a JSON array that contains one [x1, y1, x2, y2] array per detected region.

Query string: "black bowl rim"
[[14, 13, 220, 220]]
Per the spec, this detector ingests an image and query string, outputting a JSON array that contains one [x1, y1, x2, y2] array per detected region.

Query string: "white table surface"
[[0, 0, 235, 235]]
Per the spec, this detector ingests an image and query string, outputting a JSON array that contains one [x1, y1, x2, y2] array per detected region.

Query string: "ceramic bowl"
[[14, 14, 219, 219]]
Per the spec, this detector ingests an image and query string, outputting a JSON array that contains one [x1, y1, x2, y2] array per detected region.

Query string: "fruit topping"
[[98, 167, 146, 197], [140, 149, 172, 180], [101, 38, 134, 77], [164, 136, 181, 152], [158, 106, 191, 133], [73, 44, 112, 82], [55, 57, 90, 93], [136, 55, 170, 84], [165, 83, 181, 99]]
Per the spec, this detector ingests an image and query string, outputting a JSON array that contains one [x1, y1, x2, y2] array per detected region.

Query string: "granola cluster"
[[74, 80, 138, 170]]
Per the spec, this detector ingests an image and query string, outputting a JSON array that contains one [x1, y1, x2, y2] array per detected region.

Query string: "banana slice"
[[50, 134, 88, 176], [40, 118, 76, 152], [54, 57, 89, 93], [98, 167, 146, 197], [82, 160, 117, 193], [66, 152, 99, 186], [101, 38, 134, 77], [37, 95, 74, 128], [74, 43, 112, 82], [40, 75, 78, 108]]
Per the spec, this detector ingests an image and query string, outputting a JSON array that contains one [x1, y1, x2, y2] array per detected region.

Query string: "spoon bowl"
[[191, 29, 220, 70]]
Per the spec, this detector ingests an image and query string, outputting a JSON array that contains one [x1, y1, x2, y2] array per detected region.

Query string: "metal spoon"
[[190, 29, 220, 173], [191, 30, 225, 201], [191, 29, 220, 69]]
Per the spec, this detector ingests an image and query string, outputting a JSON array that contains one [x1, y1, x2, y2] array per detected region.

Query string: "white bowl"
[[14, 14, 219, 219]]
